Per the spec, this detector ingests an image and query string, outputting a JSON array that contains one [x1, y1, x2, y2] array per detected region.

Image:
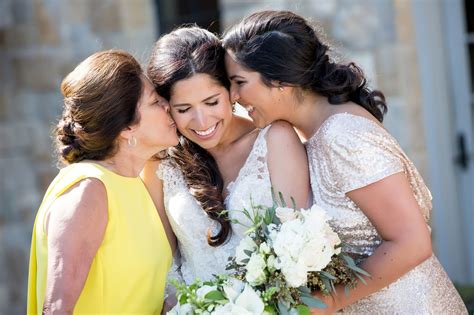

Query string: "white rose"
[[245, 253, 267, 286], [275, 207, 298, 223], [259, 242, 271, 255], [196, 285, 217, 301], [235, 236, 257, 265], [301, 238, 332, 272], [279, 257, 308, 287], [273, 220, 305, 260]]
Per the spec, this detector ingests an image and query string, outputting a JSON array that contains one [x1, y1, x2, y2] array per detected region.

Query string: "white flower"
[[196, 285, 217, 301], [277, 256, 308, 287], [235, 236, 257, 265], [259, 242, 271, 255], [168, 302, 194, 315], [234, 284, 265, 314], [245, 253, 267, 286], [271, 204, 341, 287], [266, 255, 277, 272], [275, 206, 298, 223], [223, 278, 245, 302], [213, 285, 264, 315]]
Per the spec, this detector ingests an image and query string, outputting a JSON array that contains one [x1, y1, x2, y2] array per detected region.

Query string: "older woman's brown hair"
[[55, 50, 143, 164]]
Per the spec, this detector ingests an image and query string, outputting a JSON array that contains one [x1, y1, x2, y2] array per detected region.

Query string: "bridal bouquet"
[[168, 192, 369, 314], [223, 193, 369, 314]]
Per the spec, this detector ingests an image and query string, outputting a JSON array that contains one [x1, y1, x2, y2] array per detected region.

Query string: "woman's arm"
[[266, 120, 311, 209], [312, 172, 432, 314], [141, 159, 177, 254], [42, 178, 108, 314]]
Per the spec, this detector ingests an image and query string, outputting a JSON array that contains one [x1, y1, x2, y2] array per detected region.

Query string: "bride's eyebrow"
[[201, 93, 220, 102]]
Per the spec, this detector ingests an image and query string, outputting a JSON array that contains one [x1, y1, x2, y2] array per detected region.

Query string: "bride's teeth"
[[194, 124, 216, 136]]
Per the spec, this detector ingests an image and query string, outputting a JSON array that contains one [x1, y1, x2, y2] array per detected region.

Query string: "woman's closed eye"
[[176, 107, 190, 113], [205, 100, 218, 106]]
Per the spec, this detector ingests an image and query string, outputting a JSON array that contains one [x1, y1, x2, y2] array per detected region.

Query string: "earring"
[[278, 86, 284, 92], [128, 136, 137, 147], [232, 102, 236, 113]]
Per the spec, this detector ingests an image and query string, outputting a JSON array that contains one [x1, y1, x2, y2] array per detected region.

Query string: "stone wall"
[[0, 0, 157, 313]]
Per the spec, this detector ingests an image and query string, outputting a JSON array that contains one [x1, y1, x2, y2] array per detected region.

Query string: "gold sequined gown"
[[305, 113, 467, 314]]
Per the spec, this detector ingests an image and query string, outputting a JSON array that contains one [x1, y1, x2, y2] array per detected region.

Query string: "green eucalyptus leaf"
[[278, 301, 290, 315], [291, 196, 297, 210], [301, 296, 327, 309], [298, 286, 311, 294], [320, 270, 337, 280], [350, 265, 371, 277], [355, 272, 368, 285], [278, 191, 287, 207], [342, 254, 356, 267], [344, 285, 350, 297], [243, 249, 254, 257]]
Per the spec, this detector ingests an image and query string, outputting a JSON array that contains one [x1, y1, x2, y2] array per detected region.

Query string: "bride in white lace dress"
[[143, 26, 311, 301]]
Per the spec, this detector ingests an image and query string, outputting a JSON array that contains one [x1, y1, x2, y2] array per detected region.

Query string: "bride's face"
[[169, 73, 234, 150], [225, 52, 282, 128]]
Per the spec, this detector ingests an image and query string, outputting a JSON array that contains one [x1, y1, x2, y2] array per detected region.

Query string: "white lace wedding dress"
[[157, 126, 273, 285]]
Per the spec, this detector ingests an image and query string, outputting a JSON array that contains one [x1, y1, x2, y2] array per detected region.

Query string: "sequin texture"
[[305, 113, 467, 314]]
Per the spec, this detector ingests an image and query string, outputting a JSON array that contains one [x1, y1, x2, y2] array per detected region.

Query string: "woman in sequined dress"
[[223, 10, 467, 314]]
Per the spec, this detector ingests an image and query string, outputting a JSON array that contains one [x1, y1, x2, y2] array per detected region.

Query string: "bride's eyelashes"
[[205, 100, 219, 106], [175, 100, 219, 114]]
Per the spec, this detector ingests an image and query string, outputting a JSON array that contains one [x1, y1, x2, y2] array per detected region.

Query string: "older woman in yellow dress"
[[27, 50, 178, 314]]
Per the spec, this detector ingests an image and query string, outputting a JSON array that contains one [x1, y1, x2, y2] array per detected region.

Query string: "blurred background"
[[0, 0, 473, 313]]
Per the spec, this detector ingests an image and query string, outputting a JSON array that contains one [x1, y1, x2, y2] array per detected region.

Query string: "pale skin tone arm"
[[141, 159, 178, 315], [266, 120, 311, 209], [311, 172, 432, 314], [42, 178, 108, 314], [141, 159, 177, 254]]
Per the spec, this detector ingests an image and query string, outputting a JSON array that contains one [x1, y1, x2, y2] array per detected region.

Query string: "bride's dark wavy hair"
[[223, 10, 387, 122], [147, 26, 231, 246]]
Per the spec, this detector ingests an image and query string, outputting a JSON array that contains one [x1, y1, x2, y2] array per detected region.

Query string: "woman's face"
[[169, 73, 233, 150], [132, 76, 179, 151], [225, 52, 282, 128]]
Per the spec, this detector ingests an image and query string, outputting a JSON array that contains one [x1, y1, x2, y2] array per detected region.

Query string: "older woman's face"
[[132, 76, 178, 152]]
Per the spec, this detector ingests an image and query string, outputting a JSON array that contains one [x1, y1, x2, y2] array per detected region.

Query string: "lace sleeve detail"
[[319, 115, 404, 194]]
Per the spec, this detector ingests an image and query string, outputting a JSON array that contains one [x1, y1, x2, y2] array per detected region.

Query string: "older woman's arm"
[[42, 178, 108, 314], [141, 159, 177, 254]]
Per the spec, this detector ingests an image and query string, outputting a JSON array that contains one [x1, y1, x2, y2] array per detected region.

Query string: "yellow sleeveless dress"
[[27, 162, 172, 314]]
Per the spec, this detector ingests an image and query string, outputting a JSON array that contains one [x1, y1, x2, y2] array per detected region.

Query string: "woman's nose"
[[163, 102, 171, 114], [194, 108, 208, 127], [230, 84, 240, 103]]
